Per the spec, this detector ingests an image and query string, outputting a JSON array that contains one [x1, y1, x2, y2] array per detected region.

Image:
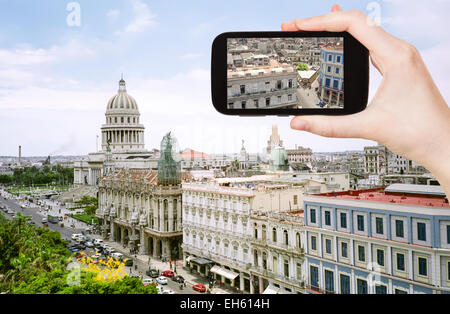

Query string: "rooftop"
[[308, 185, 449, 209]]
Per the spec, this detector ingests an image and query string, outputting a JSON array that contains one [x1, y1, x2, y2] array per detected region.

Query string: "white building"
[[73, 78, 157, 186]]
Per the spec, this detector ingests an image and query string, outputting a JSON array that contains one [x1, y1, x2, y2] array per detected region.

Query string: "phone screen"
[[227, 37, 344, 110]]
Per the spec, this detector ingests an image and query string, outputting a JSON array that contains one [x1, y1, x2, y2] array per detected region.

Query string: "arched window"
[[272, 227, 277, 243], [284, 230, 289, 246], [254, 223, 258, 239], [296, 232, 301, 248]]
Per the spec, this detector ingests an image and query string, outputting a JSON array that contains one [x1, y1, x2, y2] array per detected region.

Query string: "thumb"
[[290, 112, 372, 139]]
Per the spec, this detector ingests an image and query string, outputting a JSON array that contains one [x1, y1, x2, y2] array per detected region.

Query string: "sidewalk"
[[91, 234, 234, 294]]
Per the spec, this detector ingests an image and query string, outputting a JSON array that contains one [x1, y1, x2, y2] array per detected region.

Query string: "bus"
[[47, 214, 59, 224]]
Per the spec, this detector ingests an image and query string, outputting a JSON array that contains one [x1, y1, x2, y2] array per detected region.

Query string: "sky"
[[0, 0, 449, 157]]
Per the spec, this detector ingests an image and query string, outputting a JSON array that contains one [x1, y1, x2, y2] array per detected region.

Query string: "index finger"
[[282, 10, 400, 63]]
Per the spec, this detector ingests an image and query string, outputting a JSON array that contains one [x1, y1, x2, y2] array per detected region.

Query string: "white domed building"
[[74, 78, 158, 186]]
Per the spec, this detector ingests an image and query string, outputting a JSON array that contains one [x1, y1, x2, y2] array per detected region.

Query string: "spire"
[[118, 75, 126, 92]]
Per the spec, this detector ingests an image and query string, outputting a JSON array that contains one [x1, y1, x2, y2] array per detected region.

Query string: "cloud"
[[115, 0, 156, 36], [176, 53, 204, 60], [107, 9, 120, 18]]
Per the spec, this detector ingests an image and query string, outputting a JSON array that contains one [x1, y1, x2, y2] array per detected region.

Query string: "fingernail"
[[291, 119, 310, 131], [283, 20, 296, 29]]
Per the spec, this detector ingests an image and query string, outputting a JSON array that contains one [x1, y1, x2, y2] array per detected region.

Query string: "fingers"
[[331, 4, 343, 12], [290, 111, 373, 139], [283, 9, 400, 64]]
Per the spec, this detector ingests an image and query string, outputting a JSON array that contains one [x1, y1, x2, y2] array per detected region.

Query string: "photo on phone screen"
[[227, 37, 344, 110]]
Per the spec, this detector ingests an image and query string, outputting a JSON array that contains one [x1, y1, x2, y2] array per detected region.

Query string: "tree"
[[297, 63, 309, 71]]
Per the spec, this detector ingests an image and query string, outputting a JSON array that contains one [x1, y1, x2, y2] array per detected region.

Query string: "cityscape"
[[1, 77, 448, 295], [227, 37, 344, 109]]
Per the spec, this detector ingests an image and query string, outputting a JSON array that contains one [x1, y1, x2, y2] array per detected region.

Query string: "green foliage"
[[0, 213, 156, 294], [297, 63, 309, 71], [75, 196, 98, 217], [2, 166, 74, 186]]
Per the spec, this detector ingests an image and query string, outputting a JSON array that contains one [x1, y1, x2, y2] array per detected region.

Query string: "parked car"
[[193, 283, 206, 293], [111, 252, 124, 260], [162, 289, 176, 294], [156, 276, 168, 285], [93, 239, 104, 246], [71, 233, 83, 241], [156, 285, 163, 294], [161, 270, 174, 277], [85, 241, 94, 248], [142, 278, 154, 286], [124, 258, 133, 267], [172, 275, 185, 283], [41, 217, 48, 223], [146, 268, 159, 278]]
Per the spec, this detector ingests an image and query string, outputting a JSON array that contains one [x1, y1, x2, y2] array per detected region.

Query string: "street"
[[0, 189, 202, 294]]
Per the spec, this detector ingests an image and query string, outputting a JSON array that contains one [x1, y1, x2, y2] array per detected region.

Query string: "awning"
[[263, 285, 280, 294], [185, 256, 193, 263], [190, 257, 214, 266], [210, 265, 239, 280]]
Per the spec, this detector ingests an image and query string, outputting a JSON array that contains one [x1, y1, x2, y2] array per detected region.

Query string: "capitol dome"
[[100, 77, 146, 153], [106, 78, 139, 111]]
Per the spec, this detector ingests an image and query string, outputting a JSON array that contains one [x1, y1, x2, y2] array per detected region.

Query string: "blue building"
[[302, 184, 450, 294], [318, 45, 344, 108]]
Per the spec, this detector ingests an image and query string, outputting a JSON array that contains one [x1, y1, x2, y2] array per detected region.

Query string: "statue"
[[106, 138, 111, 152]]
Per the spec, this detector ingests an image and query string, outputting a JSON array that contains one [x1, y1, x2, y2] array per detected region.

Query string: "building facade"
[[181, 181, 305, 293], [318, 44, 344, 108], [302, 185, 450, 294]]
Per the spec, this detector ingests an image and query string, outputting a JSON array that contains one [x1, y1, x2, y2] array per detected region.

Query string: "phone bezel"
[[211, 31, 369, 116]]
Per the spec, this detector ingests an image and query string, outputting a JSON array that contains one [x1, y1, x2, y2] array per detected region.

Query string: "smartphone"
[[211, 31, 369, 116]]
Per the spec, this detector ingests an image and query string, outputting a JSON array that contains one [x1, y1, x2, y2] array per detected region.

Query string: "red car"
[[192, 284, 206, 293], [161, 270, 174, 277]]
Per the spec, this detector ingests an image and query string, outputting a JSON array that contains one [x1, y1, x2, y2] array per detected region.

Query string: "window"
[[448, 262, 450, 281], [376, 217, 384, 234], [336, 56, 341, 63], [266, 97, 270, 107], [447, 225, 450, 244], [288, 79, 293, 88], [276, 80, 282, 89], [311, 236, 317, 251], [358, 245, 365, 262], [340, 274, 350, 294], [241, 101, 246, 109], [417, 222, 426, 241], [240, 85, 245, 94], [254, 99, 259, 108], [293, 195, 298, 205], [325, 78, 330, 87], [121, 117, 124, 123], [325, 211, 331, 226], [333, 80, 339, 89], [324, 270, 334, 292], [328, 55, 332, 62], [284, 260, 289, 277], [357, 215, 364, 231], [395, 289, 407, 294], [277, 96, 281, 103], [310, 209, 316, 224], [310, 266, 319, 288], [272, 228, 277, 242], [335, 68, 340, 74], [395, 220, 404, 238], [325, 239, 332, 254], [418, 257, 427, 276], [397, 253, 405, 271], [341, 242, 348, 258], [377, 249, 385, 266], [357, 279, 368, 294], [288, 94, 292, 101], [375, 285, 387, 294], [340, 212, 347, 228], [284, 230, 289, 246], [327, 66, 331, 72]]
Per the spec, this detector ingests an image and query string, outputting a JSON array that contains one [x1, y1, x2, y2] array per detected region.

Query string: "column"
[[139, 227, 145, 255], [159, 199, 164, 232], [153, 237, 158, 258], [250, 275, 255, 294], [240, 274, 245, 292], [259, 277, 264, 293], [110, 221, 115, 242], [168, 198, 174, 232], [408, 249, 413, 280], [177, 198, 182, 232]]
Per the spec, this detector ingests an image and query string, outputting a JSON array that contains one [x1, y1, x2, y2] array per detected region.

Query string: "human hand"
[[282, 4, 450, 197]]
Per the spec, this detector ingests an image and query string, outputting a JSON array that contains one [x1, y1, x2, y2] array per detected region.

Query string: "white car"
[[156, 276, 168, 285], [156, 285, 164, 294], [110, 252, 123, 260], [142, 278, 154, 286], [93, 239, 104, 245], [162, 289, 176, 294], [72, 233, 83, 240]]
